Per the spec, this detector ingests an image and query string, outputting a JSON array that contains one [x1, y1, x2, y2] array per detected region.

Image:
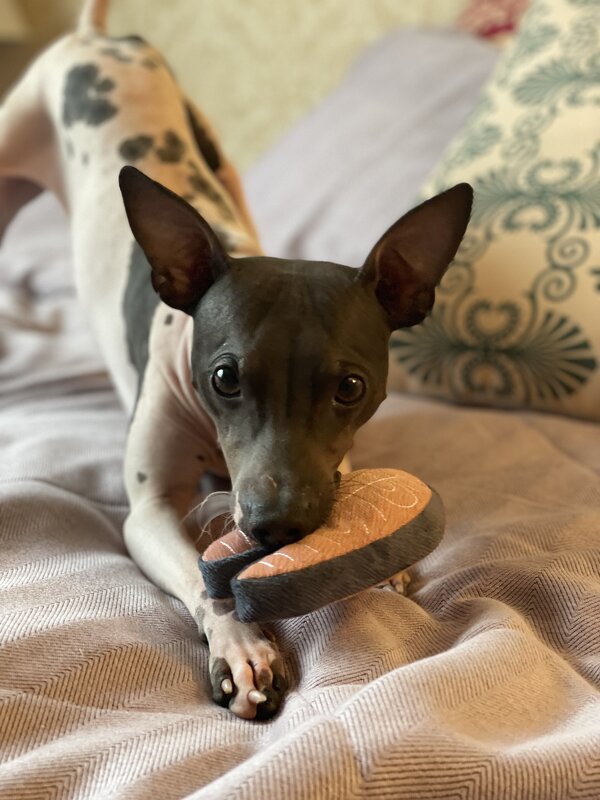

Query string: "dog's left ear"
[[119, 166, 228, 312], [357, 183, 473, 329]]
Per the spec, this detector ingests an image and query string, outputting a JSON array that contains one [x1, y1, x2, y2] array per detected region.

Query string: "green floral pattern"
[[389, 0, 600, 419]]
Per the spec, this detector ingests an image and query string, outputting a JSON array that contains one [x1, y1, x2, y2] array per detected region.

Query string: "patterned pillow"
[[389, 0, 600, 421], [456, 0, 530, 43]]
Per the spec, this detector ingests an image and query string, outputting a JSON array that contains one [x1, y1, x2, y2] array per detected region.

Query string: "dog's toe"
[[389, 570, 411, 595], [210, 656, 235, 707], [254, 658, 287, 720]]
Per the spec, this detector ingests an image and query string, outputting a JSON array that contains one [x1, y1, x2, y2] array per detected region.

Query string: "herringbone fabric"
[[2, 195, 600, 799]]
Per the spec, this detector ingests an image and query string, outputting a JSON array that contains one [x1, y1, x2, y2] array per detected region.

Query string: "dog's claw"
[[390, 570, 411, 595], [221, 678, 233, 695], [248, 689, 267, 704]]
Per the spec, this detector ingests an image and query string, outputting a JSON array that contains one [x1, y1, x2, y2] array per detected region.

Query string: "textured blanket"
[[2, 193, 600, 799]]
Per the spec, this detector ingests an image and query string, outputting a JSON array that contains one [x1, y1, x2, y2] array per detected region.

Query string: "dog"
[[0, 0, 472, 719]]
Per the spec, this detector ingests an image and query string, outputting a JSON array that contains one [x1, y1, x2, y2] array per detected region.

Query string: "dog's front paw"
[[206, 600, 286, 720]]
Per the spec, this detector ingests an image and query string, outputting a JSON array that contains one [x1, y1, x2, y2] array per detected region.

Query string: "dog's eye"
[[335, 375, 365, 405], [212, 365, 241, 398]]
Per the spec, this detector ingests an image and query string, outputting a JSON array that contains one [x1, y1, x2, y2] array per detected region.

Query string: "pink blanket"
[[1, 193, 600, 798]]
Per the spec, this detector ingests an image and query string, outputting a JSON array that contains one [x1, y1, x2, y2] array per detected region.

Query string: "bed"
[[2, 16, 600, 800]]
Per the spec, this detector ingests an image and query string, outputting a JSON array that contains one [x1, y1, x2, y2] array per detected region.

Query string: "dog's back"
[[0, 0, 260, 408]]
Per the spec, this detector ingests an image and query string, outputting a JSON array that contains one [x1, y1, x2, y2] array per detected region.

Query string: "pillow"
[[389, 0, 600, 421], [456, 0, 530, 44]]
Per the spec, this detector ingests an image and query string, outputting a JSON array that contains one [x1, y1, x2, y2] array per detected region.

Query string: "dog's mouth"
[[188, 470, 339, 550], [231, 471, 340, 548]]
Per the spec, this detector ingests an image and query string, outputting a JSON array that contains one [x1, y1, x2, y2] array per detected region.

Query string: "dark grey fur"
[[119, 135, 154, 162], [100, 47, 133, 63], [185, 103, 221, 173], [62, 64, 118, 128], [186, 163, 233, 220], [122, 241, 159, 392], [156, 131, 185, 163]]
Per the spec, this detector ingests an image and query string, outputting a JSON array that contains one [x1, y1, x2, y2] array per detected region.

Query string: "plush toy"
[[193, 469, 444, 623]]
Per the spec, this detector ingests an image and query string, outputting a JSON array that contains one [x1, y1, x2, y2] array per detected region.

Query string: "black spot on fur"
[[123, 241, 160, 401], [100, 47, 133, 63], [187, 170, 213, 198], [63, 63, 118, 128], [97, 77, 115, 91], [156, 130, 185, 163], [164, 313, 173, 325], [65, 139, 74, 159], [119, 135, 154, 162], [200, 590, 208, 600], [212, 599, 234, 616], [197, 454, 205, 461], [185, 103, 221, 173], [115, 34, 147, 46], [186, 160, 233, 221], [137, 471, 147, 483], [141, 58, 159, 70]]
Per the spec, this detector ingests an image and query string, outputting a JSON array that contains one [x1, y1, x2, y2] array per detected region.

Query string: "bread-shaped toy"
[[197, 468, 444, 623]]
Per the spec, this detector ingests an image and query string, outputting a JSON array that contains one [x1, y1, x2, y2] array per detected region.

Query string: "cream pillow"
[[389, 0, 600, 420]]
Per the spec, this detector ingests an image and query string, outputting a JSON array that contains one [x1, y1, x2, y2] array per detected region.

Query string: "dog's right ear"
[[119, 166, 228, 312], [357, 183, 473, 329]]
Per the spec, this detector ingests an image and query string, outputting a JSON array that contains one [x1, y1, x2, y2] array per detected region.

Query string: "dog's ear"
[[357, 183, 473, 329], [119, 166, 228, 312]]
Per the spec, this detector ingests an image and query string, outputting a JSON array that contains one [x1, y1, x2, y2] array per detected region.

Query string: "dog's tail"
[[77, 0, 110, 35]]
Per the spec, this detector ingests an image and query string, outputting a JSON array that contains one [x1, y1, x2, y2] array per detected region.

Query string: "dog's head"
[[120, 167, 472, 546]]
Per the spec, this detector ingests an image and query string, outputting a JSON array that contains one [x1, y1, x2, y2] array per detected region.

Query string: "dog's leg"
[[183, 98, 261, 244], [125, 497, 286, 718], [0, 177, 42, 244], [0, 54, 62, 241], [124, 365, 286, 719]]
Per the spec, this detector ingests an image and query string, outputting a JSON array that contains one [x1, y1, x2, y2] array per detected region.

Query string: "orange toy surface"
[[198, 469, 444, 622]]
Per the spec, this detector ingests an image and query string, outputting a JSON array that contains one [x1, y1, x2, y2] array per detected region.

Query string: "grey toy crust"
[[231, 489, 445, 622]]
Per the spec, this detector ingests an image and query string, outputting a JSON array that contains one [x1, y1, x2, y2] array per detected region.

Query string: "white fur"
[[0, 5, 279, 720]]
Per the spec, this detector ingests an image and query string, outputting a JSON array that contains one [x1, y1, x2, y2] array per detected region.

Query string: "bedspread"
[[1, 193, 600, 799]]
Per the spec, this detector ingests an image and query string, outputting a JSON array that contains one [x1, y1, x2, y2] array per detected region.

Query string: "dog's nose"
[[250, 519, 308, 548]]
